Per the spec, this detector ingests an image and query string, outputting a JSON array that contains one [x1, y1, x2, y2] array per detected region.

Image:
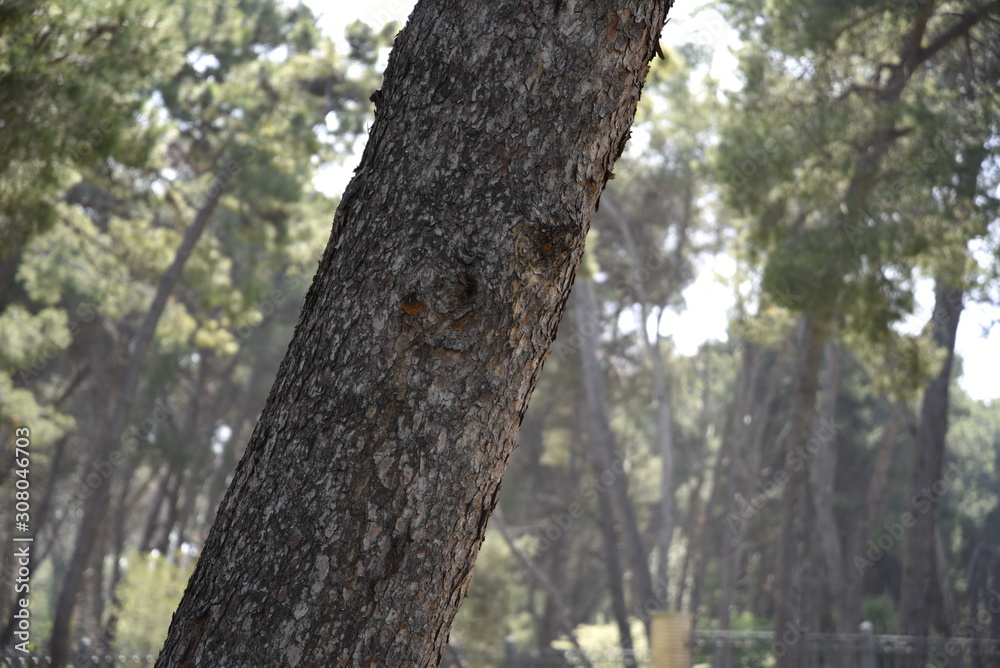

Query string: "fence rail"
[[692, 627, 1000, 667]]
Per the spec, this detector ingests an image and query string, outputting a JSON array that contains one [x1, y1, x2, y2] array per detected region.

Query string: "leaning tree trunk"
[[156, 1, 671, 665], [898, 279, 963, 667]]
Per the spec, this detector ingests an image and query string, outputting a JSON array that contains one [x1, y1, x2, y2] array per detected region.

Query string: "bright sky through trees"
[[306, 0, 999, 402]]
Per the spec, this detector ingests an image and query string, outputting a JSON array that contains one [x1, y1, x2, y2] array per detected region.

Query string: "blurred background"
[[0, 0, 998, 665]]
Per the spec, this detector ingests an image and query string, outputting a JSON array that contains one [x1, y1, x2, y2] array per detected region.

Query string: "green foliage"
[[861, 594, 899, 634], [552, 617, 649, 654], [715, 0, 1000, 399], [114, 550, 196, 651], [0, 0, 177, 247], [453, 529, 529, 647]]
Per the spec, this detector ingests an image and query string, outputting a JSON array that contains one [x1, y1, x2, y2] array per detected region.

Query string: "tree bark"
[[898, 279, 963, 667], [806, 341, 854, 652], [157, 1, 671, 664]]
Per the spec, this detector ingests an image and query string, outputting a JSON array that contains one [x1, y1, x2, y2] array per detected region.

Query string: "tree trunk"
[[139, 468, 170, 553], [718, 344, 780, 668], [101, 461, 138, 656], [715, 343, 759, 668], [806, 341, 854, 650], [602, 197, 689, 607], [156, 2, 671, 664], [591, 466, 639, 668], [155, 467, 186, 554], [840, 404, 902, 640], [574, 280, 657, 633], [674, 363, 713, 612], [898, 279, 963, 667], [774, 314, 827, 668]]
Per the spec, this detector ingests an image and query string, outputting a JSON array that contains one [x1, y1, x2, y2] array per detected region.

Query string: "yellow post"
[[651, 611, 692, 668]]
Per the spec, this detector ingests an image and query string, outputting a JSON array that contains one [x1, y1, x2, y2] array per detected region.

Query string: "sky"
[[304, 0, 998, 402]]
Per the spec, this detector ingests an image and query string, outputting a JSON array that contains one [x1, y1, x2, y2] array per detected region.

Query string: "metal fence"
[[691, 628, 1000, 668], [442, 644, 651, 668], [3, 629, 999, 667], [447, 627, 1000, 668], [0, 652, 157, 667]]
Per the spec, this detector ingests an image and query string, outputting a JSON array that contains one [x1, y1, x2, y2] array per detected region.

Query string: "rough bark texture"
[[156, 1, 671, 665], [898, 280, 963, 667]]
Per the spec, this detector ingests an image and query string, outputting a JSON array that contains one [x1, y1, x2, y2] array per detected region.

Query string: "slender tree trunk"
[[690, 389, 734, 618], [155, 468, 186, 554], [899, 280, 963, 667], [935, 523, 966, 668], [592, 470, 639, 668], [715, 344, 759, 668], [140, 468, 170, 553], [674, 368, 713, 612], [101, 461, 137, 657], [801, 535, 823, 668], [602, 198, 689, 607], [840, 405, 902, 639], [173, 468, 202, 551], [575, 280, 657, 634], [806, 341, 854, 650], [157, 2, 671, 663], [774, 314, 827, 668], [717, 344, 780, 668]]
